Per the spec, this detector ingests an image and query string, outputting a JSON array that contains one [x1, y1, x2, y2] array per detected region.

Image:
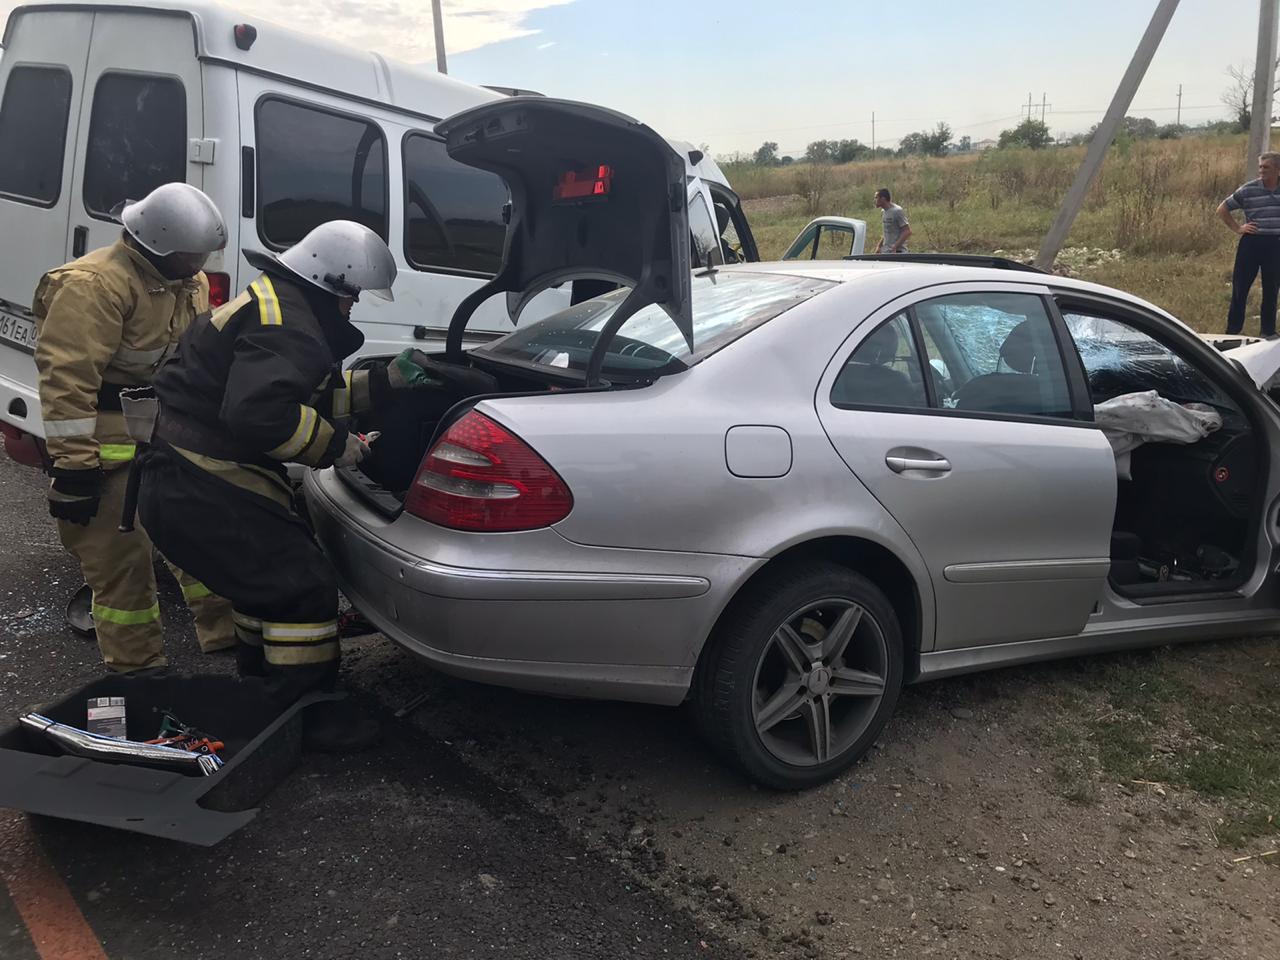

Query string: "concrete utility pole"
[[1035, 0, 1182, 271], [1176, 82, 1183, 126], [1246, 0, 1279, 175], [432, 0, 448, 74], [1040, 92, 1048, 123], [871, 112, 876, 151]]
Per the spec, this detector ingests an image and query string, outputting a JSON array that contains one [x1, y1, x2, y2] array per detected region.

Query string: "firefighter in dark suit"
[[138, 220, 435, 750]]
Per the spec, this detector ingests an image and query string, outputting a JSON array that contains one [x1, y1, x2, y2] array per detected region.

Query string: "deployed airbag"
[[1094, 390, 1222, 479]]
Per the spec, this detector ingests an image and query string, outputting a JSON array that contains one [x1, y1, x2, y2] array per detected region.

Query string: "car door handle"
[[886, 455, 951, 474]]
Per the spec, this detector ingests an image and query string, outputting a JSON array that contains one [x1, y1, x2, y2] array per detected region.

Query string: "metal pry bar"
[[19, 713, 224, 776]]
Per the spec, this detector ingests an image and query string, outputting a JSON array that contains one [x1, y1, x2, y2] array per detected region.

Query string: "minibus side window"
[[83, 73, 185, 219], [402, 132, 507, 277], [0, 66, 74, 207], [256, 97, 388, 248]]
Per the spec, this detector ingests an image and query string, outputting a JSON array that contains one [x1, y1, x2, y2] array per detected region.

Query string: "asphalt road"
[[0, 452, 746, 960]]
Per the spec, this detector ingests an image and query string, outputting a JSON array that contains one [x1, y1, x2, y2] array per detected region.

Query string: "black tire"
[[694, 561, 904, 789]]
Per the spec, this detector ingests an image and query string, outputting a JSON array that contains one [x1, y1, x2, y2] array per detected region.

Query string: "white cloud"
[[0, 1, 569, 63], [221, 0, 572, 61], [536, 41, 557, 50], [227, 0, 571, 60]]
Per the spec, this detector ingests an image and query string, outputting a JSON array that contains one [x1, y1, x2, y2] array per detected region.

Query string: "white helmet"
[[277, 220, 397, 301], [121, 183, 227, 257]]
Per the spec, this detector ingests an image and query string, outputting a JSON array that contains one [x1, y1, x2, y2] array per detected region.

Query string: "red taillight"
[[0, 422, 44, 468], [404, 411, 573, 532], [207, 272, 231, 307], [234, 23, 258, 50]]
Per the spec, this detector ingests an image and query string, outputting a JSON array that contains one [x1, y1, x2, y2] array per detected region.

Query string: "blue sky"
[[448, 0, 1263, 156]]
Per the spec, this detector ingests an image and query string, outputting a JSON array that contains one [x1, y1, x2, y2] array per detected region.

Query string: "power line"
[[707, 101, 1223, 141], [1049, 103, 1218, 115], [704, 110, 1024, 139]]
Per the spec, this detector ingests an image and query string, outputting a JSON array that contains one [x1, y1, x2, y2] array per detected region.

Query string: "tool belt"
[[154, 408, 263, 465]]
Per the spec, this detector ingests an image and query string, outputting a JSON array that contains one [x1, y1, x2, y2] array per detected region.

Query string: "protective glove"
[[386, 349, 444, 390], [335, 432, 371, 468], [47, 466, 105, 526]]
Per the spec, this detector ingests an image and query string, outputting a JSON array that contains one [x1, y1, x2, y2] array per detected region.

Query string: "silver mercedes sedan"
[[306, 254, 1280, 789], [304, 96, 1280, 789]]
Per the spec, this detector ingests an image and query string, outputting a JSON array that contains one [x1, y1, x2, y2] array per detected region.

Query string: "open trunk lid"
[[436, 97, 692, 384]]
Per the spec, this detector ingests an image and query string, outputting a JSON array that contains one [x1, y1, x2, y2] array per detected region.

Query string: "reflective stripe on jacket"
[[152, 270, 387, 481], [33, 237, 209, 471]]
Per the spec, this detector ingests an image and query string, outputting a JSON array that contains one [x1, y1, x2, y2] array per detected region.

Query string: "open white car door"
[[1211, 336, 1280, 391]]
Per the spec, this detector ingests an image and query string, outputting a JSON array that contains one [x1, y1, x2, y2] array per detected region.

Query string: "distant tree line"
[[726, 64, 1266, 168], [735, 115, 1237, 168]]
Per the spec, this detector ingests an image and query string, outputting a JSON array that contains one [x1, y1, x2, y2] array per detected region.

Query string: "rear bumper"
[[303, 467, 756, 705]]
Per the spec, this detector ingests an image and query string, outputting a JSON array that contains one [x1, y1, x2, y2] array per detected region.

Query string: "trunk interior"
[[338, 355, 567, 512]]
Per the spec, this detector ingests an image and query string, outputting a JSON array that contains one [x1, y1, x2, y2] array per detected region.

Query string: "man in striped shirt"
[[1219, 152, 1280, 337]]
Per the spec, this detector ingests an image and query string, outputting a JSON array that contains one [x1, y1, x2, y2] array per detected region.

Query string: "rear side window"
[[84, 73, 185, 218], [0, 66, 73, 206], [831, 313, 929, 409], [829, 292, 1078, 421], [916, 292, 1073, 418], [257, 98, 387, 248], [403, 133, 508, 276]]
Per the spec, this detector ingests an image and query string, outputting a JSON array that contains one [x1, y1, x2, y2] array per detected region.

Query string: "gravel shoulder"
[[348, 634, 1280, 960]]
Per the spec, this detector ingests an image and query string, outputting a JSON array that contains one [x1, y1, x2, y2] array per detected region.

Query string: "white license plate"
[[0, 310, 36, 351]]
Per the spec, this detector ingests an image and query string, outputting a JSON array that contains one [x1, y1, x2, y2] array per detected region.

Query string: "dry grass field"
[[730, 134, 1264, 334]]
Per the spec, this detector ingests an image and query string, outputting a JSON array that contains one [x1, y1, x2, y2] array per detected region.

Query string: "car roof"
[[668, 138, 732, 190], [723, 259, 1182, 328], [6, 0, 501, 122]]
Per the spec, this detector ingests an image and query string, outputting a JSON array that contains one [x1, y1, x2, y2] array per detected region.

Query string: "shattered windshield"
[[1063, 313, 1233, 407], [476, 271, 834, 375]]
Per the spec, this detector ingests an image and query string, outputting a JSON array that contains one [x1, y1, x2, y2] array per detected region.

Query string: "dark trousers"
[[1227, 233, 1280, 337], [137, 445, 340, 705]]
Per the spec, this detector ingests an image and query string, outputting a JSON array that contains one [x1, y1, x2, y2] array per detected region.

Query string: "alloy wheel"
[[749, 598, 889, 768]]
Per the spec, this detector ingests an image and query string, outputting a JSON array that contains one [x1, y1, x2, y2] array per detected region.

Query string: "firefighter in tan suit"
[[33, 183, 235, 672]]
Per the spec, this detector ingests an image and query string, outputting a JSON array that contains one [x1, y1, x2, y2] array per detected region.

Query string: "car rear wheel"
[[695, 562, 903, 789]]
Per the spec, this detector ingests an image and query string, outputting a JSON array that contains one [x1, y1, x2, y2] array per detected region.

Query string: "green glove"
[[387, 349, 444, 390]]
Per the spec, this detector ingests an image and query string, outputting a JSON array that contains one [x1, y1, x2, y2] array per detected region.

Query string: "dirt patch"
[[348, 635, 1280, 959]]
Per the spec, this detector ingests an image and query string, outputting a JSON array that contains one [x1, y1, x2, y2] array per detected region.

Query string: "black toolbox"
[[0, 674, 334, 846]]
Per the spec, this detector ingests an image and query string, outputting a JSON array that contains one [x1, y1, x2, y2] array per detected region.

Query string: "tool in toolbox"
[[145, 710, 225, 756], [19, 713, 224, 776], [17, 701, 227, 778], [86, 696, 127, 739]]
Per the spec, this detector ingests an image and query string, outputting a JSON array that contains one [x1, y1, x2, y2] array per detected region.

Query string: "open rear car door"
[[436, 98, 692, 384]]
